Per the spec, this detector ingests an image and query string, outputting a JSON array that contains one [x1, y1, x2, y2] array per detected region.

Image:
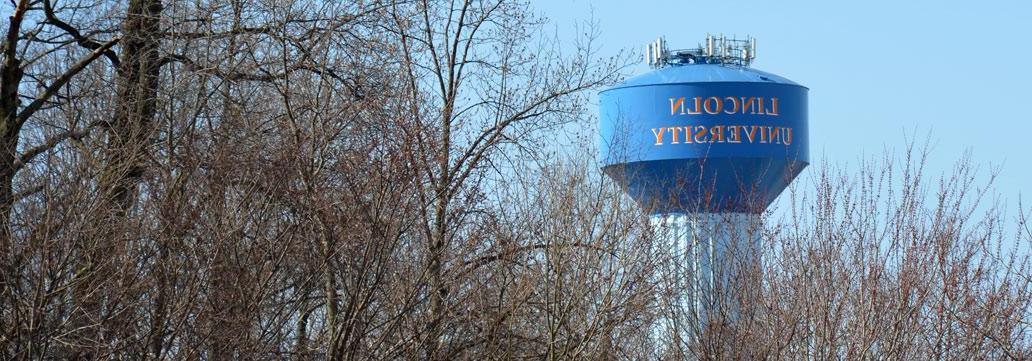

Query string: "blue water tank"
[[599, 63, 808, 214]]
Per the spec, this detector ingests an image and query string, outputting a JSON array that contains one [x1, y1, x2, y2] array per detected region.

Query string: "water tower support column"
[[652, 212, 762, 333]]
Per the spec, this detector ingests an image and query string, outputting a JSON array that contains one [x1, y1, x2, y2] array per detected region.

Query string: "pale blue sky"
[[536, 0, 1031, 214]]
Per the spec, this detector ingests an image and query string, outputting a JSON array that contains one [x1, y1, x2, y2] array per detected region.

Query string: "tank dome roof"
[[604, 64, 804, 92]]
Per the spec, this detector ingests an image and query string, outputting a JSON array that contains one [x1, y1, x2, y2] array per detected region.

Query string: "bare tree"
[[385, 1, 624, 357], [649, 144, 1032, 360]]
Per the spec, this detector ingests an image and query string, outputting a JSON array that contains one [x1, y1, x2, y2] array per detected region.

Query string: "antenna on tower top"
[[646, 34, 757, 68]]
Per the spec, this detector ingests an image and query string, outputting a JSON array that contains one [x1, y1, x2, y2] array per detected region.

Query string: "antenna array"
[[646, 34, 756, 68]]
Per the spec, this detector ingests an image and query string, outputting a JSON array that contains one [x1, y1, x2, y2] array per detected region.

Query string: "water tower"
[[599, 35, 808, 330]]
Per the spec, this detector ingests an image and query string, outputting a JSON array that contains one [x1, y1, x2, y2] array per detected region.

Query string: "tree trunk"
[[70, 0, 163, 356], [0, 0, 27, 315], [107, 0, 162, 207]]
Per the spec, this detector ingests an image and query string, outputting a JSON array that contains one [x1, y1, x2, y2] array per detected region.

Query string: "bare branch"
[[14, 119, 102, 171], [42, 0, 121, 67], [17, 36, 119, 125]]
